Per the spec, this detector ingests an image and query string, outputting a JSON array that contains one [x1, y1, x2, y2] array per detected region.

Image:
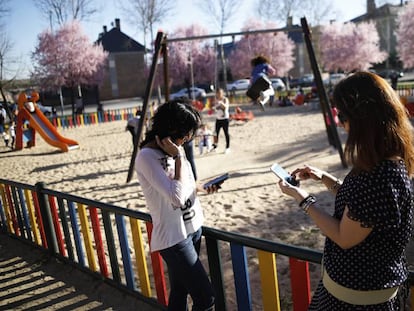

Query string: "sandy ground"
[[1, 101, 412, 309]]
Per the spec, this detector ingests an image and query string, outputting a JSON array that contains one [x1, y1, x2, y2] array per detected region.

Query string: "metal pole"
[[35, 182, 59, 254], [300, 17, 347, 169], [126, 32, 166, 183]]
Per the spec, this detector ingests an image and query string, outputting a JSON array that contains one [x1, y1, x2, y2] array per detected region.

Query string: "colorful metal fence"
[[48, 107, 139, 129], [0, 179, 413, 310]]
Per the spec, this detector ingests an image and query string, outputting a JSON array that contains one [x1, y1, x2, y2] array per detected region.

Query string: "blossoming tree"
[[227, 20, 295, 79], [396, 1, 414, 69], [32, 20, 108, 115], [166, 24, 216, 88], [319, 21, 387, 72]]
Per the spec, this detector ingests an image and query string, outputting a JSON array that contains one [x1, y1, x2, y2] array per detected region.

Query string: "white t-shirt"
[[214, 97, 229, 120], [135, 147, 204, 252]]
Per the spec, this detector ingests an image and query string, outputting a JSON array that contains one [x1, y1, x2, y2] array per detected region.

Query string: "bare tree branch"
[[33, 0, 99, 27], [122, 0, 175, 48], [197, 0, 243, 34], [257, 0, 335, 26]]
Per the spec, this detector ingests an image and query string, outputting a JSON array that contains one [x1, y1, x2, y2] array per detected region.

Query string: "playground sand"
[[1, 102, 411, 309]]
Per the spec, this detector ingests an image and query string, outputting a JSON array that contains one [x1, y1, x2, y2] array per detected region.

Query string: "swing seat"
[[230, 110, 254, 121]]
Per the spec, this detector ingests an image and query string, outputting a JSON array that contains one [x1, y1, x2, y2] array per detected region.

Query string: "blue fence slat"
[[57, 197, 75, 261], [17, 188, 32, 241], [230, 242, 252, 311], [0, 192, 7, 233], [115, 214, 135, 290], [11, 186, 25, 238], [68, 200, 85, 266]]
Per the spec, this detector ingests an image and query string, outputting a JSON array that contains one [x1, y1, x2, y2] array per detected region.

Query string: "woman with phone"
[[135, 101, 215, 311], [278, 71, 414, 310]]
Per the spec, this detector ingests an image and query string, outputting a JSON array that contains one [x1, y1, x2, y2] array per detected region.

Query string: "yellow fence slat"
[[130, 218, 152, 297], [77, 203, 97, 271], [0, 184, 13, 233], [24, 189, 41, 245], [258, 250, 281, 311]]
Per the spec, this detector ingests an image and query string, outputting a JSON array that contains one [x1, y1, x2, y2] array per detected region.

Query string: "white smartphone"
[[270, 163, 299, 186]]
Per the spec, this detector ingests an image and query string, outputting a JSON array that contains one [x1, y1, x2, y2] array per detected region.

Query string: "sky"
[[4, 0, 403, 79]]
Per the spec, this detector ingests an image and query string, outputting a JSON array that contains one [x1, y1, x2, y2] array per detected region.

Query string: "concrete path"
[[0, 234, 162, 311]]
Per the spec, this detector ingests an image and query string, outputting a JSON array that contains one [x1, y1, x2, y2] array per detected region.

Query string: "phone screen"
[[270, 163, 299, 186]]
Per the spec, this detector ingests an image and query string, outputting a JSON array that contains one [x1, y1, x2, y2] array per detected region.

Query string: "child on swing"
[[249, 55, 276, 110]]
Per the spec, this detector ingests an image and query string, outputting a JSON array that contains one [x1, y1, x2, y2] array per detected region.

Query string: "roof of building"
[[96, 19, 145, 53], [351, 3, 402, 23]]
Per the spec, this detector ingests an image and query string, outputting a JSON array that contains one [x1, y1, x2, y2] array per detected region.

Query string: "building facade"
[[96, 19, 147, 100]]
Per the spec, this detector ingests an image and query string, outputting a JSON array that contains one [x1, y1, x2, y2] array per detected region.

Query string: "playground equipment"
[[15, 91, 79, 152]]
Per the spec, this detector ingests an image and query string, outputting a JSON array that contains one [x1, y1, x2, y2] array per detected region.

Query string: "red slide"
[[20, 105, 79, 152]]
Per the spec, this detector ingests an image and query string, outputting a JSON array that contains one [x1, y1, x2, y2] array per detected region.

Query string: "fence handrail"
[[0, 178, 413, 311]]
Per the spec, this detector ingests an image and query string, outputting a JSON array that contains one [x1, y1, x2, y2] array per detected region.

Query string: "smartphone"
[[203, 173, 229, 189], [270, 163, 299, 186]]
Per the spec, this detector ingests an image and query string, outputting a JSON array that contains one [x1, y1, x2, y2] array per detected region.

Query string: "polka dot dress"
[[308, 160, 413, 310]]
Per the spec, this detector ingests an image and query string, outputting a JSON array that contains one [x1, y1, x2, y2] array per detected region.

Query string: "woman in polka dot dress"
[[279, 71, 414, 310]]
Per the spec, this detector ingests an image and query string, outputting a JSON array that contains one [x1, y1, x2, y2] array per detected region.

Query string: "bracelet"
[[328, 179, 342, 191], [299, 195, 317, 214]]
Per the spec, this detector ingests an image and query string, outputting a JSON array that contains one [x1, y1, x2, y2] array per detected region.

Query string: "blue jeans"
[[160, 229, 215, 311]]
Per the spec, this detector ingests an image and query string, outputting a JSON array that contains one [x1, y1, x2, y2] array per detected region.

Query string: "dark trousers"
[[160, 229, 215, 311], [184, 140, 197, 180], [215, 118, 230, 149]]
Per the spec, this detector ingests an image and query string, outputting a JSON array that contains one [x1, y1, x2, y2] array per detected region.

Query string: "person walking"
[[125, 108, 141, 144], [278, 71, 414, 310], [0, 105, 6, 135], [135, 100, 216, 311], [212, 88, 230, 154]]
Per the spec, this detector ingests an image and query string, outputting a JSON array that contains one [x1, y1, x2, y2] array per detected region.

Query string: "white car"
[[270, 78, 286, 91], [170, 87, 207, 100], [329, 73, 346, 86], [227, 79, 250, 91]]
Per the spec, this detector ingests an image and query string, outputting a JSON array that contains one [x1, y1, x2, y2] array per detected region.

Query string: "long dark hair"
[[140, 100, 201, 148], [332, 71, 414, 174]]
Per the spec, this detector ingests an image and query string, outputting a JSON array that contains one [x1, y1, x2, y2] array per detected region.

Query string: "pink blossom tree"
[[396, 1, 414, 69], [32, 20, 108, 115], [227, 19, 295, 79], [165, 24, 216, 89], [319, 21, 387, 72]]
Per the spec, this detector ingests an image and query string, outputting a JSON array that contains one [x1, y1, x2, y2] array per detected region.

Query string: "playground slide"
[[25, 107, 79, 152]]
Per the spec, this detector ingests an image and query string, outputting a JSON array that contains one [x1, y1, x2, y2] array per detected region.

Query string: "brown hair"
[[332, 71, 414, 175], [251, 55, 270, 67]]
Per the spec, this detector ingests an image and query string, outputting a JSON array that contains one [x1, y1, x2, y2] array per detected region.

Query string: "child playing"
[[3, 131, 9, 147], [9, 122, 15, 149], [196, 123, 213, 155], [249, 55, 276, 110]]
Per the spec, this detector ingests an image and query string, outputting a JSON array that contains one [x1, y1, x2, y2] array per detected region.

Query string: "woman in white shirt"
[[135, 101, 216, 311], [212, 88, 230, 154]]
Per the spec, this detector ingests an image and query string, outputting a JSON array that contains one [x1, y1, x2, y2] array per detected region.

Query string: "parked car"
[[298, 74, 314, 87], [269, 78, 286, 91], [227, 79, 250, 91], [377, 69, 404, 80], [329, 73, 346, 86], [36, 102, 53, 116], [169, 87, 207, 100]]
